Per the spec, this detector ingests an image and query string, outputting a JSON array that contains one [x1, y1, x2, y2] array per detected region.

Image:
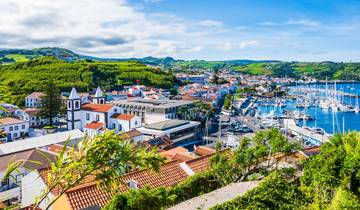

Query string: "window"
[[135, 121, 138, 126], [9, 126, 13, 131], [112, 123, 116, 129], [15, 125, 19, 130], [14, 133, 18, 138], [1, 178, 8, 187], [22, 124, 25, 129], [68, 101, 72, 109], [86, 113, 90, 120], [118, 124, 122, 131], [96, 115, 100, 121], [16, 174, 24, 184], [75, 101, 80, 109]]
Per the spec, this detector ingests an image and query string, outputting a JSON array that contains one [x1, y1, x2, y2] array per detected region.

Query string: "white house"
[[25, 92, 45, 108], [0, 148, 57, 206], [0, 117, 29, 142]]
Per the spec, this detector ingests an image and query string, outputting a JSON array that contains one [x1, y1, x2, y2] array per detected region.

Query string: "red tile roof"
[[0, 117, 26, 125], [26, 92, 45, 99], [302, 146, 321, 156], [81, 104, 113, 113], [160, 147, 189, 160], [185, 154, 212, 173], [23, 108, 41, 115], [84, 122, 104, 130], [111, 113, 135, 121], [194, 146, 216, 156], [119, 130, 143, 140], [171, 153, 195, 162], [40, 154, 214, 210]]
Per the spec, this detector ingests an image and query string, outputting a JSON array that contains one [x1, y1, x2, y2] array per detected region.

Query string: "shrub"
[[103, 171, 221, 210], [210, 172, 309, 210]]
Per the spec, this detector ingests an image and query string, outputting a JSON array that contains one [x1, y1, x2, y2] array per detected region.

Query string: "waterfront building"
[[112, 99, 194, 124], [136, 119, 200, 144]]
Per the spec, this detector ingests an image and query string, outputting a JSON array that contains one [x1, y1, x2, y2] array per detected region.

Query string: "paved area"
[[167, 181, 260, 210]]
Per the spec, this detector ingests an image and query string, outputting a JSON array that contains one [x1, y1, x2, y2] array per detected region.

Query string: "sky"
[[1, 0, 360, 61]]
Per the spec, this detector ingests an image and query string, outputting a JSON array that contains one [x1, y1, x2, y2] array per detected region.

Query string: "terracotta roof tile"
[[43, 154, 213, 210], [194, 146, 215, 156], [84, 122, 104, 130], [26, 92, 45, 99], [170, 153, 195, 162], [0, 117, 26, 125], [111, 113, 135, 121], [81, 104, 113, 113], [185, 154, 212, 173]]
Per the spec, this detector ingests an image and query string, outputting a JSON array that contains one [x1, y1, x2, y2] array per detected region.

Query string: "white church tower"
[[93, 87, 106, 104], [67, 87, 81, 130]]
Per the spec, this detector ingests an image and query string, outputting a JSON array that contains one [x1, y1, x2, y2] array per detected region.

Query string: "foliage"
[[27, 131, 164, 209], [210, 129, 301, 186], [103, 171, 221, 210], [301, 132, 360, 208], [328, 188, 360, 210], [0, 56, 175, 106], [176, 100, 215, 126], [210, 172, 309, 210], [222, 94, 232, 110], [39, 80, 62, 126]]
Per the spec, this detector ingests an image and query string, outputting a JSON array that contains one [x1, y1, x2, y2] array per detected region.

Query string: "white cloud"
[[196, 19, 224, 28], [0, 0, 208, 58], [260, 19, 320, 27], [216, 40, 258, 51]]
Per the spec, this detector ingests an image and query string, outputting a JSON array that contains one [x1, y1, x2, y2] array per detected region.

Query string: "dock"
[[283, 119, 329, 145], [290, 87, 358, 98]]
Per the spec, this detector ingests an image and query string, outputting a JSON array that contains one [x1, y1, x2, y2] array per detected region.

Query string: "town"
[[1, 0, 360, 209], [0, 66, 347, 209]]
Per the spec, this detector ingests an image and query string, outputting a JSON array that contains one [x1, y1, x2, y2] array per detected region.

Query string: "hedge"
[[103, 171, 221, 210], [210, 172, 309, 210]]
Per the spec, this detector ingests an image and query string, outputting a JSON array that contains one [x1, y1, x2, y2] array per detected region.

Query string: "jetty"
[[283, 119, 329, 145]]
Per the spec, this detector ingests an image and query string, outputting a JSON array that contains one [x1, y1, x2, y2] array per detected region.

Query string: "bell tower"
[[67, 87, 81, 130], [93, 87, 106, 104]]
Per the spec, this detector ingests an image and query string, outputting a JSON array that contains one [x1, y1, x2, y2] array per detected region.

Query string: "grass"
[[233, 63, 272, 75], [5, 54, 29, 62]]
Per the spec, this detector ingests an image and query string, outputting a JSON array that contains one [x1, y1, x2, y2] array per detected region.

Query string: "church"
[[66, 87, 141, 137]]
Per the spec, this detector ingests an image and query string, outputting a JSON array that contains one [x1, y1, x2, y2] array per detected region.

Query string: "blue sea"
[[257, 82, 360, 134]]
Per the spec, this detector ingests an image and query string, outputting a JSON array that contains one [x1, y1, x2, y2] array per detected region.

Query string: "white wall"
[[21, 171, 54, 210], [3, 122, 29, 141]]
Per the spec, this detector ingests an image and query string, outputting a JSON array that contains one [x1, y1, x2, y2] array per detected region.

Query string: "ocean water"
[[257, 82, 360, 134]]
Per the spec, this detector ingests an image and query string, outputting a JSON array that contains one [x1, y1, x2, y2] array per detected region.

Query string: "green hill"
[[233, 61, 360, 80], [0, 57, 175, 106]]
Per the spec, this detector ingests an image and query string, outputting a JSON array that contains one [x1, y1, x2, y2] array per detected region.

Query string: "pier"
[[290, 87, 358, 98], [283, 119, 329, 145]]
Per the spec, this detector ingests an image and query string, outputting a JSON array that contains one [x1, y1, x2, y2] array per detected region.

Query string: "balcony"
[[0, 184, 20, 202]]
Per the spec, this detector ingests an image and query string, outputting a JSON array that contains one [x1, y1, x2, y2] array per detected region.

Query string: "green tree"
[[39, 80, 62, 126], [210, 129, 300, 186], [301, 132, 360, 208], [223, 94, 232, 110]]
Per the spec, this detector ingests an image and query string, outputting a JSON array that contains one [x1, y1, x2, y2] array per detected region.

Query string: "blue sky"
[[1, 0, 360, 61]]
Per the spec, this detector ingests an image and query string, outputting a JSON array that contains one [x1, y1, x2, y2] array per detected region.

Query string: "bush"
[[103, 171, 221, 210], [210, 172, 309, 210]]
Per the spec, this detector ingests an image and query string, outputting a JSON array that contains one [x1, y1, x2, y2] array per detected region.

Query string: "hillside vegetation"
[[235, 61, 360, 80], [0, 57, 175, 106]]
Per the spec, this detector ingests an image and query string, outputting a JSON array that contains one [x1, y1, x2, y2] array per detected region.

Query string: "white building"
[[112, 99, 194, 124], [67, 87, 141, 137], [0, 117, 29, 142], [136, 119, 200, 144], [25, 92, 45, 108], [0, 148, 56, 206]]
